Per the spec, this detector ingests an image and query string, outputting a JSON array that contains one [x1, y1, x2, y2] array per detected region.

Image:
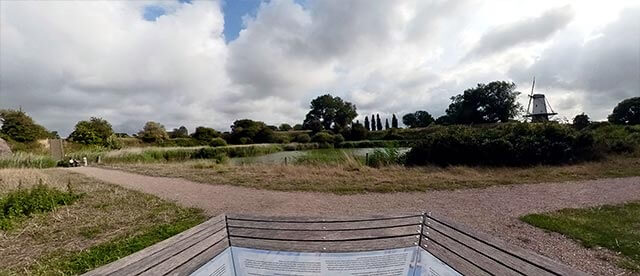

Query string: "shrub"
[[294, 134, 311, 143], [238, 137, 253, 145], [312, 132, 334, 143], [333, 134, 345, 144], [209, 138, 227, 147], [406, 123, 598, 166]]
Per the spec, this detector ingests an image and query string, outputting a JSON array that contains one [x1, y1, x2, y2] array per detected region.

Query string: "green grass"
[[521, 201, 640, 272], [0, 153, 57, 169], [295, 149, 365, 165], [32, 213, 203, 275], [67, 144, 285, 164], [0, 183, 82, 230], [0, 169, 206, 275]]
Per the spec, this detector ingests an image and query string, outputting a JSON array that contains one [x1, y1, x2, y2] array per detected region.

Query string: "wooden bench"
[[84, 213, 587, 276]]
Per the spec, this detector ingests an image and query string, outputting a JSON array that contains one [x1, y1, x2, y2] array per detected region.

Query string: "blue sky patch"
[[143, 5, 166, 21]]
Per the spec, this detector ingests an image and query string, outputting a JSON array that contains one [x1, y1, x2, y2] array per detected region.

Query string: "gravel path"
[[70, 167, 640, 275]]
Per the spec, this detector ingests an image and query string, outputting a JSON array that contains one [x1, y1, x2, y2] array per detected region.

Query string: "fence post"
[[365, 153, 369, 166]]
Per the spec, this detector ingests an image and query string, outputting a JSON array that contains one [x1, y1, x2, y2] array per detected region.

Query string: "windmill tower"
[[524, 77, 557, 122]]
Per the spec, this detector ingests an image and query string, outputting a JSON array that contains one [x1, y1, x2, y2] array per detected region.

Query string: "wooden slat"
[[229, 225, 418, 241], [111, 222, 226, 276], [83, 215, 225, 276], [164, 240, 230, 276], [420, 243, 491, 276], [230, 235, 418, 252], [426, 214, 588, 276], [226, 214, 422, 231], [425, 228, 521, 276], [426, 218, 553, 276], [140, 229, 228, 275]]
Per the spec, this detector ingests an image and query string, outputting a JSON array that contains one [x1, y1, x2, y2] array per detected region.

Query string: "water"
[[230, 147, 409, 165]]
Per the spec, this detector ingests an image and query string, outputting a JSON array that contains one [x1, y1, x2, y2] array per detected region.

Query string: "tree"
[[608, 97, 640, 125], [385, 118, 390, 130], [350, 121, 367, 140], [371, 115, 376, 131], [391, 114, 398, 128], [364, 116, 370, 131], [170, 126, 189, 138], [402, 111, 435, 128], [572, 113, 590, 130], [445, 81, 521, 124], [0, 109, 50, 142], [191, 126, 220, 142], [279, 124, 292, 131], [303, 94, 357, 132], [293, 124, 304, 130], [230, 119, 277, 143], [138, 121, 169, 143], [376, 114, 382, 131], [69, 117, 114, 145]]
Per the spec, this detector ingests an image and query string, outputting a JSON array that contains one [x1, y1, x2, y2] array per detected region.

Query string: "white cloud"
[[1, 0, 638, 136]]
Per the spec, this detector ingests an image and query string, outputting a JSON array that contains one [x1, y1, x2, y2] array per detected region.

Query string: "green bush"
[[0, 183, 82, 230], [333, 134, 345, 144], [294, 134, 311, 143], [312, 132, 334, 143], [406, 123, 599, 166], [209, 138, 228, 147]]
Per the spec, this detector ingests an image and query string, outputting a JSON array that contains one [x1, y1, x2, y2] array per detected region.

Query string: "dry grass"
[[0, 169, 204, 275], [109, 156, 640, 194]]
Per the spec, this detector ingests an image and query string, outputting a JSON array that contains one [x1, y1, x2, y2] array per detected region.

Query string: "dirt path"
[[70, 167, 640, 275]]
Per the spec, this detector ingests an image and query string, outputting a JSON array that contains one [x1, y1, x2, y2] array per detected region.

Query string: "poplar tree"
[[364, 116, 370, 131], [391, 114, 398, 128], [371, 115, 376, 131], [385, 118, 390, 130], [376, 114, 382, 131]]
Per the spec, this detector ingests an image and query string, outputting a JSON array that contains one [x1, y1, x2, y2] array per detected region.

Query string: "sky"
[[1, 0, 638, 136]]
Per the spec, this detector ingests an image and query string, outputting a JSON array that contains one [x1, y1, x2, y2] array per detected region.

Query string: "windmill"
[[524, 77, 557, 122]]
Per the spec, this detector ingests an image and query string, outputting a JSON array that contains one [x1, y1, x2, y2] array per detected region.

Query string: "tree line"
[[1, 81, 639, 150]]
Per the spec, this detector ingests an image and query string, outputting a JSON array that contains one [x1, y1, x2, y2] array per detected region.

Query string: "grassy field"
[[108, 155, 640, 194], [0, 169, 205, 275], [521, 201, 640, 272]]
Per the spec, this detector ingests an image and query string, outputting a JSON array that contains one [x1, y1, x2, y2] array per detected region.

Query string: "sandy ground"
[[70, 167, 640, 275]]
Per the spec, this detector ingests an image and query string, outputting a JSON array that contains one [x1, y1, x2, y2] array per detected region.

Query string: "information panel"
[[190, 247, 460, 276], [190, 247, 234, 276]]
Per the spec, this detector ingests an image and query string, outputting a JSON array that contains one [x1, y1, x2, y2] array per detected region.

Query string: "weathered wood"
[[426, 214, 588, 276], [226, 214, 422, 231], [229, 235, 418, 252], [110, 221, 226, 276], [420, 242, 491, 276], [83, 215, 225, 276], [228, 225, 418, 241], [140, 229, 228, 275], [165, 240, 230, 276], [424, 227, 521, 276]]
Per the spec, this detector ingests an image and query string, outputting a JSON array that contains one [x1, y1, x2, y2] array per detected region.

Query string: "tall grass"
[[0, 153, 57, 169], [67, 144, 285, 164], [367, 148, 405, 167], [295, 149, 364, 167]]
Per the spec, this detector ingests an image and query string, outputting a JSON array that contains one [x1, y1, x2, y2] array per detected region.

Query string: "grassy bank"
[[66, 144, 285, 164], [0, 153, 57, 169], [109, 155, 640, 194], [521, 201, 640, 272], [0, 169, 205, 275]]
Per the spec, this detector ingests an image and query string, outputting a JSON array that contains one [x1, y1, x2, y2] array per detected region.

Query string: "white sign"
[[191, 246, 461, 276], [232, 247, 415, 276]]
